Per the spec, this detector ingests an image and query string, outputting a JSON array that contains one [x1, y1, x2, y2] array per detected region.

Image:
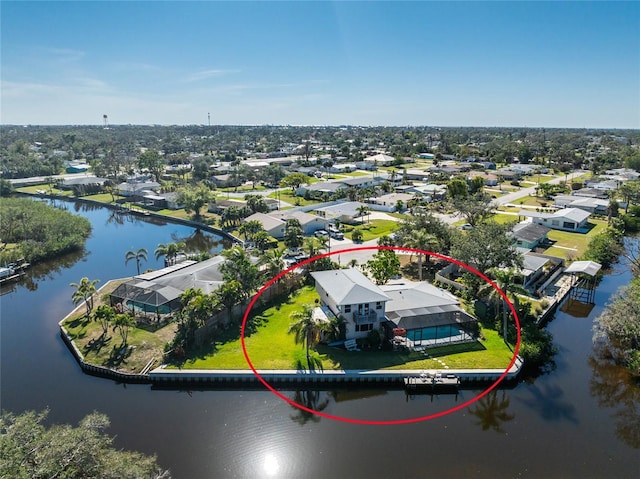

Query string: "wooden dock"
[[404, 373, 461, 393]]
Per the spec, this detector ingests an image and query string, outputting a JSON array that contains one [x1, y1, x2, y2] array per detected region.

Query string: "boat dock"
[[404, 373, 461, 393]]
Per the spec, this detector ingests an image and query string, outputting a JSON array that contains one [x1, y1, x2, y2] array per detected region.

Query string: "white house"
[[311, 269, 390, 339], [243, 213, 286, 239], [553, 195, 609, 214], [269, 211, 329, 236], [519, 207, 591, 232]]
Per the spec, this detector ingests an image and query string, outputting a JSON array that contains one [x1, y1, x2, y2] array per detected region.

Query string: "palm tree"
[[260, 248, 286, 281], [303, 237, 321, 258], [124, 247, 148, 275], [69, 277, 100, 316], [479, 268, 527, 344], [113, 313, 135, 346], [404, 230, 439, 281], [93, 304, 115, 336], [288, 304, 322, 370], [357, 205, 371, 224], [154, 242, 185, 266]]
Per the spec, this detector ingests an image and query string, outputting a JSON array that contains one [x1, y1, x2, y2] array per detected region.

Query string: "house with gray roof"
[[314, 201, 369, 223], [311, 268, 390, 339], [519, 207, 591, 232], [511, 222, 551, 250], [381, 282, 477, 346], [269, 210, 329, 236], [243, 212, 286, 239], [553, 195, 609, 214], [109, 256, 227, 320]]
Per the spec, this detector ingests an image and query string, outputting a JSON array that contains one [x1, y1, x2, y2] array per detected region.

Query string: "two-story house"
[[310, 268, 390, 339]]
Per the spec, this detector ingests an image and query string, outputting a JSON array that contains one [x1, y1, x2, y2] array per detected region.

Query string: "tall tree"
[[177, 184, 214, 220], [0, 410, 171, 479], [404, 230, 439, 281], [284, 219, 304, 248], [137, 149, 165, 182], [69, 277, 100, 316], [154, 242, 186, 266], [93, 304, 116, 336], [288, 303, 323, 370], [453, 193, 495, 226], [125, 247, 148, 275], [366, 249, 401, 285], [220, 246, 260, 298]]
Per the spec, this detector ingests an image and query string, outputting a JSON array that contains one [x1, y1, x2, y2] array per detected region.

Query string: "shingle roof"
[[511, 223, 551, 243], [243, 212, 285, 232], [311, 268, 390, 305]]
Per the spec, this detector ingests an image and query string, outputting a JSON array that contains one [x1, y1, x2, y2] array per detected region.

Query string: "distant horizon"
[[2, 2, 638, 128], [2, 123, 638, 131]]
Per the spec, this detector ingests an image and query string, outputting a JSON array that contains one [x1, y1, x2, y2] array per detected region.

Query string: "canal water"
[[1, 199, 639, 478]]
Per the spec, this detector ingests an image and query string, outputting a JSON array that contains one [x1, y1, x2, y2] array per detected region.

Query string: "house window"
[[563, 221, 575, 229], [344, 305, 351, 313], [376, 302, 382, 310], [552, 220, 559, 226], [356, 323, 373, 332]]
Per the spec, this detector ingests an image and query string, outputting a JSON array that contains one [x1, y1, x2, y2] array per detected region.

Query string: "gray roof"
[[336, 177, 373, 187], [269, 210, 327, 226], [315, 201, 368, 218], [143, 256, 227, 295], [311, 268, 390, 305], [519, 207, 591, 223], [243, 212, 285, 232], [522, 254, 550, 276], [305, 182, 344, 193], [512, 222, 550, 243], [62, 176, 108, 186]]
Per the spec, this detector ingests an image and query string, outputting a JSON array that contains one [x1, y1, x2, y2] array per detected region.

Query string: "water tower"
[[103, 114, 109, 129]]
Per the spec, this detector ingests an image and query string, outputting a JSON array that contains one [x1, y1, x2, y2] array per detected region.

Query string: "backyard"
[[178, 285, 514, 371]]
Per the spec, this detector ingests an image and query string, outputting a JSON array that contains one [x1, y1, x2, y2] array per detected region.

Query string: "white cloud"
[[184, 69, 240, 82]]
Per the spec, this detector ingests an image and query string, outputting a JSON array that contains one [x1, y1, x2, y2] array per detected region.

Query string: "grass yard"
[[62, 280, 177, 374], [543, 219, 607, 257], [179, 285, 514, 371], [181, 286, 322, 369], [267, 191, 318, 207], [343, 219, 398, 241]]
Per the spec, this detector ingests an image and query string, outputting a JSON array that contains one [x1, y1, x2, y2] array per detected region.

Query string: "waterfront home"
[[117, 181, 161, 197], [380, 282, 478, 347], [311, 268, 390, 339], [110, 257, 227, 319], [519, 207, 591, 232], [520, 252, 564, 292]]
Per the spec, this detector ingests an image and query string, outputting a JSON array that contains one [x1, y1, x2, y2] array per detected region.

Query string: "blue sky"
[[2, 1, 638, 128]]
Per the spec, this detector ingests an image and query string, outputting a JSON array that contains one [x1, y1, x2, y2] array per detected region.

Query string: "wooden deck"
[[404, 373, 461, 393]]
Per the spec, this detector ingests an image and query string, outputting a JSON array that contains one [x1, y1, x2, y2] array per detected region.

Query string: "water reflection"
[[288, 389, 330, 425], [467, 390, 515, 433], [17, 249, 86, 292], [589, 352, 640, 449], [171, 229, 231, 253], [516, 382, 578, 424]]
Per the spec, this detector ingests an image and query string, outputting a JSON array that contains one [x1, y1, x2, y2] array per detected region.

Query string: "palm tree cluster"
[[125, 247, 148, 275], [69, 277, 100, 316], [154, 241, 186, 266]]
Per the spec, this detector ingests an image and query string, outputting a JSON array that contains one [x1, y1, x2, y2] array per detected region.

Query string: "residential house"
[[403, 168, 431, 181], [314, 201, 370, 223], [553, 195, 609, 214], [381, 282, 478, 346], [469, 172, 498, 187], [519, 252, 564, 292], [110, 256, 227, 318], [269, 211, 329, 236], [242, 213, 287, 239], [519, 207, 591, 232], [311, 268, 390, 339], [571, 188, 609, 199], [511, 222, 551, 250], [117, 181, 160, 197], [367, 192, 414, 212], [208, 199, 248, 214], [334, 176, 382, 189], [356, 153, 396, 170], [296, 181, 345, 197]]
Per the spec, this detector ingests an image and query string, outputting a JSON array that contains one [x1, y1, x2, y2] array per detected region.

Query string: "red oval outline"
[[241, 245, 521, 425]]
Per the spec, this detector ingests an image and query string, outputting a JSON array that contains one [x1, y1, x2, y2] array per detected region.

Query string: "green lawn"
[[543, 219, 607, 257], [266, 190, 319, 207], [343, 219, 398, 241], [179, 285, 514, 371], [181, 286, 322, 369]]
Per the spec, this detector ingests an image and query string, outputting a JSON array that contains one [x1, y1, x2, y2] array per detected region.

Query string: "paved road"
[[492, 170, 588, 206]]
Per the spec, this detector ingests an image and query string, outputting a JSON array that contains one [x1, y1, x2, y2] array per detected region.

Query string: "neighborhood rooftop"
[[310, 268, 390, 305]]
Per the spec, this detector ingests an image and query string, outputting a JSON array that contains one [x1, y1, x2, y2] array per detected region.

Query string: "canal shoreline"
[[59, 280, 523, 388]]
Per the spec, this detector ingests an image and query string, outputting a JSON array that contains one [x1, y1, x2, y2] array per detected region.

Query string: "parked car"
[[461, 223, 473, 231], [315, 230, 329, 238], [328, 225, 344, 240]]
